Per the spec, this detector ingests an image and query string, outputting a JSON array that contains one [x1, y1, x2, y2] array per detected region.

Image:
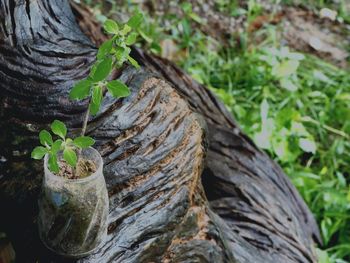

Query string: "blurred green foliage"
[[83, 0, 350, 261]]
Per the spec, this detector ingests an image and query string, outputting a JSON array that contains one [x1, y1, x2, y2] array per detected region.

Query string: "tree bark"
[[0, 1, 320, 262]]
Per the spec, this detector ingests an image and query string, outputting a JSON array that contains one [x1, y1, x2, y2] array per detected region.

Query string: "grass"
[[84, 1, 350, 262]]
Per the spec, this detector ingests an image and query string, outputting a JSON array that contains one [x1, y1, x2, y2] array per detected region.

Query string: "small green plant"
[[31, 13, 143, 174], [31, 120, 95, 173], [69, 12, 143, 115]]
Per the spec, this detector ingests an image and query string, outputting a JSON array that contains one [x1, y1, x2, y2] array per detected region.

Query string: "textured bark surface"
[[0, 1, 320, 262]]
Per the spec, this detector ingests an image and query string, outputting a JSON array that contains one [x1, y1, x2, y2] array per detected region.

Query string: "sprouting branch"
[[31, 13, 144, 174]]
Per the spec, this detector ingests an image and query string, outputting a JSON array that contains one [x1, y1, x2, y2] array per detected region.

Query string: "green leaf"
[[65, 138, 73, 146], [280, 78, 298, 92], [91, 57, 113, 82], [90, 86, 103, 115], [103, 19, 119, 34], [127, 55, 140, 69], [189, 13, 203, 23], [63, 148, 77, 167], [48, 153, 59, 173], [150, 42, 162, 54], [125, 32, 138, 45], [39, 130, 53, 146], [138, 30, 153, 43], [51, 120, 67, 139], [97, 39, 113, 60], [313, 70, 333, 84], [115, 46, 125, 61], [107, 80, 131, 98], [51, 139, 63, 153], [73, 136, 95, 148], [89, 63, 98, 79], [316, 248, 331, 263], [92, 85, 103, 106], [272, 135, 293, 162], [31, 146, 48, 160], [299, 138, 317, 154], [115, 46, 131, 64], [274, 60, 299, 78], [181, 19, 191, 37], [120, 24, 131, 35], [291, 121, 308, 136], [260, 99, 269, 123], [181, 2, 192, 13], [69, 79, 92, 100], [127, 13, 143, 29], [254, 130, 271, 150]]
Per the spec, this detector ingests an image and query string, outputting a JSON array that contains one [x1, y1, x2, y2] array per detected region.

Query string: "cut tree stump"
[[0, 1, 320, 262]]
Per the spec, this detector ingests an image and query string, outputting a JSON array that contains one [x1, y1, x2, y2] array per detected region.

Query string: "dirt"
[[280, 7, 349, 68], [106, 0, 349, 68], [57, 159, 97, 179]]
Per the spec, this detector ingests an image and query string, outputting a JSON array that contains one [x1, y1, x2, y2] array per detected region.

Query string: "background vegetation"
[[82, 0, 350, 262]]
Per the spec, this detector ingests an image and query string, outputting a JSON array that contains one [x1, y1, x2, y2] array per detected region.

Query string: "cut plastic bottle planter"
[[38, 147, 109, 257]]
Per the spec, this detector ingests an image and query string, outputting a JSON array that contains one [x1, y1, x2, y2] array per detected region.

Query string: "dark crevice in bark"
[[8, 0, 16, 45]]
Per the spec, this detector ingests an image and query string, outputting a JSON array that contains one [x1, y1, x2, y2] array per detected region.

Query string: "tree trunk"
[[0, 1, 320, 262]]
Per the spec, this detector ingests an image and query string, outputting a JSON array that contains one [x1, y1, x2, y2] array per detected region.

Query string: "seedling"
[[31, 120, 95, 173], [69, 12, 143, 115], [31, 13, 143, 176]]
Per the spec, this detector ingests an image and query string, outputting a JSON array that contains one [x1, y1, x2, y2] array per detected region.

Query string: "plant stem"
[[81, 101, 91, 137], [75, 101, 91, 177]]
